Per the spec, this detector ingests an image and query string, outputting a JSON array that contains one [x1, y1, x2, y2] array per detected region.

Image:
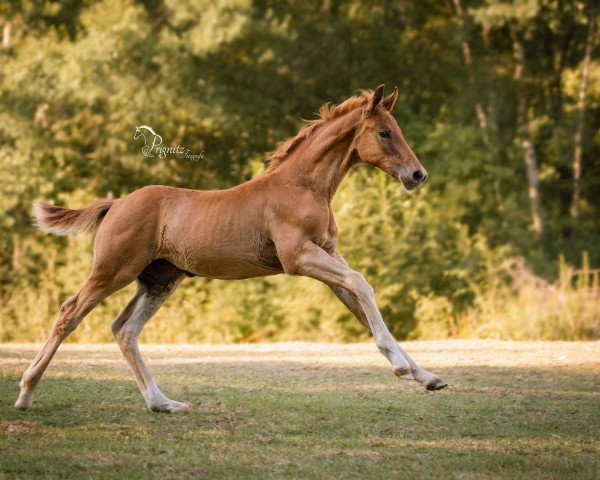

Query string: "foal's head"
[[354, 85, 427, 190]]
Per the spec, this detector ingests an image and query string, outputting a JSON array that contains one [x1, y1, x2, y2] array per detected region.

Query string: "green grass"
[[1, 341, 599, 479]]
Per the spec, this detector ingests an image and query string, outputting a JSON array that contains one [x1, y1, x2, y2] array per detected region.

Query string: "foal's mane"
[[265, 90, 372, 170]]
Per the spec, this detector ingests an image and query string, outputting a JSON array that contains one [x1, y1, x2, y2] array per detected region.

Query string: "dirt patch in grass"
[[2, 420, 36, 435]]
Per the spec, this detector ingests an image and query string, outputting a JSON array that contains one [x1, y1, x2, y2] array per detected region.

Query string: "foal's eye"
[[379, 129, 391, 139]]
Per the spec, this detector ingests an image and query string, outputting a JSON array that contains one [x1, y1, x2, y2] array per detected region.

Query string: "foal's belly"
[[187, 258, 282, 280], [171, 252, 283, 280], [187, 256, 283, 280], [161, 231, 284, 280]]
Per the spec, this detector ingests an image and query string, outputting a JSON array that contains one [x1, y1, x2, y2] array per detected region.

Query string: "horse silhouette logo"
[[134, 125, 204, 161], [134, 125, 163, 157]]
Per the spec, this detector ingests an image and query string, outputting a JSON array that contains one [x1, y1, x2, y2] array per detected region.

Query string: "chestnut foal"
[[15, 85, 447, 413]]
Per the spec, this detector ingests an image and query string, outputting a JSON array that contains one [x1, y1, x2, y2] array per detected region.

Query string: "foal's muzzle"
[[400, 168, 428, 190]]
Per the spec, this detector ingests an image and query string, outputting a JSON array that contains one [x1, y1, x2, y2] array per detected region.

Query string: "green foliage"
[[0, 0, 598, 342]]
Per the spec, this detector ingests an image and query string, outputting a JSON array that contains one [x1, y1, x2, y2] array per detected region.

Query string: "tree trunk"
[[511, 27, 544, 237], [12, 234, 21, 270], [451, 0, 488, 136], [451, 0, 507, 225], [2, 21, 11, 49], [571, 12, 596, 219]]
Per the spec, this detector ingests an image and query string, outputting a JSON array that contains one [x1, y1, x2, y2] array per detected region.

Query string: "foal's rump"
[[34, 186, 170, 289]]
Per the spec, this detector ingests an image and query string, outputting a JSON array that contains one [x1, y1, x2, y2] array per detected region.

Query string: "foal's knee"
[[347, 271, 374, 298]]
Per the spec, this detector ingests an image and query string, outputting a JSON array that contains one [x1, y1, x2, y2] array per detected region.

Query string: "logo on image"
[[134, 125, 204, 161]]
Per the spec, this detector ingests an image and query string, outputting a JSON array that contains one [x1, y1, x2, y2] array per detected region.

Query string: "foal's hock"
[[15, 85, 446, 413]]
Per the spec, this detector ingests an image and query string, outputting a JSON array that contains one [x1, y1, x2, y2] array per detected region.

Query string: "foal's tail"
[[33, 198, 113, 236]]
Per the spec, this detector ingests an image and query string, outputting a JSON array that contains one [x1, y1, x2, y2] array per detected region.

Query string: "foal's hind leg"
[[14, 274, 126, 410], [111, 262, 187, 413]]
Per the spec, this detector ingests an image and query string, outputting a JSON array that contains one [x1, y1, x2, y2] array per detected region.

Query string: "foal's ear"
[[382, 87, 398, 112], [367, 84, 385, 113]]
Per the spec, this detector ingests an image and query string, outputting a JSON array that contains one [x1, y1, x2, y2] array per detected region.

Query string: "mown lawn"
[[1, 341, 599, 479]]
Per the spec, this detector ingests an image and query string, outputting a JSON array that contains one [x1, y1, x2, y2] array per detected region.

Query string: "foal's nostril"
[[412, 170, 425, 182]]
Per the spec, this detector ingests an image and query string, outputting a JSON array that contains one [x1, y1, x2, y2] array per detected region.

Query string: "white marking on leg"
[[286, 242, 413, 377], [349, 272, 412, 377], [112, 280, 188, 413], [15, 291, 98, 409]]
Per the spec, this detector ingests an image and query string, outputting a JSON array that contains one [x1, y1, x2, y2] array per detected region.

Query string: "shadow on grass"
[[1, 361, 599, 479], [1, 361, 598, 424]]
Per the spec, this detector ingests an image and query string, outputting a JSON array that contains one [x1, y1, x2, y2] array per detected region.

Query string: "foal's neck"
[[275, 110, 361, 202]]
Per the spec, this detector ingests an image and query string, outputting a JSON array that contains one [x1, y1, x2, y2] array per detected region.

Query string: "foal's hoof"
[[425, 378, 448, 391], [393, 367, 414, 380], [149, 400, 189, 413], [14, 391, 33, 410]]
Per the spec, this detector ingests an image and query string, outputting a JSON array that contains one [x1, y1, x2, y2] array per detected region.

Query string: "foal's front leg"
[[326, 283, 446, 388], [327, 252, 447, 390], [280, 240, 412, 377]]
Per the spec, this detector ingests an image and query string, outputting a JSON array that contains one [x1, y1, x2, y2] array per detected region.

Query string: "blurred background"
[[0, 0, 598, 343]]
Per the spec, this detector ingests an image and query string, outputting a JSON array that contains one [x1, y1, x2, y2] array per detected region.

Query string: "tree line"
[[0, 0, 598, 342]]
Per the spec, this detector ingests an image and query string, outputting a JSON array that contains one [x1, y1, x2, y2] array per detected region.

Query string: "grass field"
[[1, 341, 599, 479]]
